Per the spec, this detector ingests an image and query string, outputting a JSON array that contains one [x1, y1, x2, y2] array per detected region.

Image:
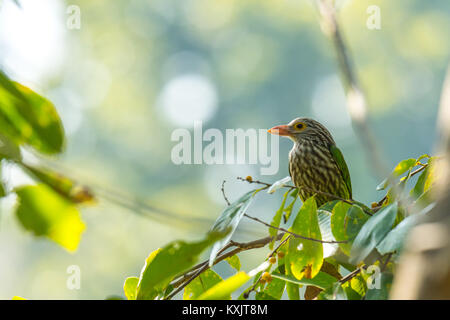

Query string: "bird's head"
[[268, 117, 334, 145]]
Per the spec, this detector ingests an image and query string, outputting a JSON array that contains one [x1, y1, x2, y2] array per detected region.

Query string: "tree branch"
[[166, 233, 285, 299], [314, 0, 388, 180]]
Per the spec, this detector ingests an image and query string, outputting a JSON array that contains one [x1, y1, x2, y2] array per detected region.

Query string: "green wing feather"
[[330, 144, 352, 199]]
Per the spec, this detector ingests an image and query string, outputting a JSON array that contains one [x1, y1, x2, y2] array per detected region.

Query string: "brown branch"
[[166, 233, 285, 299], [269, 234, 291, 258], [314, 0, 388, 181], [339, 266, 364, 284]]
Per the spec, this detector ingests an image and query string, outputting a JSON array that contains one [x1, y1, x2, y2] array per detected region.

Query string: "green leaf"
[[346, 205, 370, 240], [225, 255, 241, 272], [0, 132, 21, 161], [319, 200, 340, 212], [255, 292, 277, 300], [0, 181, 5, 198], [267, 176, 291, 194], [272, 271, 336, 290], [376, 208, 427, 255], [0, 72, 65, 155], [15, 184, 85, 252], [136, 231, 225, 300], [123, 277, 139, 300], [105, 295, 126, 300], [269, 190, 290, 249], [317, 282, 347, 300], [317, 209, 338, 257], [365, 273, 393, 300], [331, 201, 352, 255], [197, 272, 250, 300], [209, 189, 258, 266], [415, 189, 434, 208], [343, 286, 362, 300], [392, 158, 417, 176], [184, 269, 225, 300], [411, 158, 435, 203], [377, 158, 417, 190], [342, 275, 366, 300], [283, 188, 298, 223], [350, 203, 398, 264], [0, 162, 6, 198], [263, 265, 285, 299], [287, 197, 323, 280], [410, 166, 430, 199], [270, 190, 289, 238], [263, 277, 285, 300], [284, 252, 299, 300]]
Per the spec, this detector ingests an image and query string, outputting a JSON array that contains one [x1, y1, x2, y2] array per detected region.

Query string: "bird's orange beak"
[[267, 125, 292, 136]]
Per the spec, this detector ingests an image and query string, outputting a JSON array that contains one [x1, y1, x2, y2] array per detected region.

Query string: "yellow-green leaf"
[[209, 190, 258, 266], [377, 158, 417, 190], [123, 277, 139, 300], [15, 184, 85, 252], [225, 255, 241, 272], [197, 272, 250, 300], [287, 197, 323, 280], [271, 271, 336, 290], [0, 72, 65, 155], [183, 269, 224, 300], [0, 132, 21, 161], [136, 232, 226, 300]]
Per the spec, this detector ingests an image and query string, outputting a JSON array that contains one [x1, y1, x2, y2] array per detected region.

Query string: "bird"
[[268, 118, 352, 207]]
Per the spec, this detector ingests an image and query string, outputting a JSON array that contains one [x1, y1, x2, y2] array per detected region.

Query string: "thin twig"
[[372, 163, 430, 211], [243, 213, 347, 244], [237, 176, 365, 209], [243, 235, 292, 299], [269, 234, 291, 258], [221, 180, 231, 206], [380, 253, 393, 272], [166, 263, 210, 300]]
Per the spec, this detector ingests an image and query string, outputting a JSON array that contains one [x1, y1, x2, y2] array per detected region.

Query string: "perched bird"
[[268, 118, 352, 207]]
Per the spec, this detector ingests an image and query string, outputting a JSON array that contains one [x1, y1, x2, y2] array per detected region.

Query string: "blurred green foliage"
[[0, 70, 92, 254], [0, 0, 449, 300]]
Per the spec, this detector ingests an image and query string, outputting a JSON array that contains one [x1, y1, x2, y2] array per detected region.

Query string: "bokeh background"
[[0, 0, 449, 299]]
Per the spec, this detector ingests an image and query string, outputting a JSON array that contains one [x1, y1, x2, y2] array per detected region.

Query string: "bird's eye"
[[295, 123, 304, 130]]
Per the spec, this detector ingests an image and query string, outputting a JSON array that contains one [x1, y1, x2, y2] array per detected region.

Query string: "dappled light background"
[[0, 0, 449, 299]]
